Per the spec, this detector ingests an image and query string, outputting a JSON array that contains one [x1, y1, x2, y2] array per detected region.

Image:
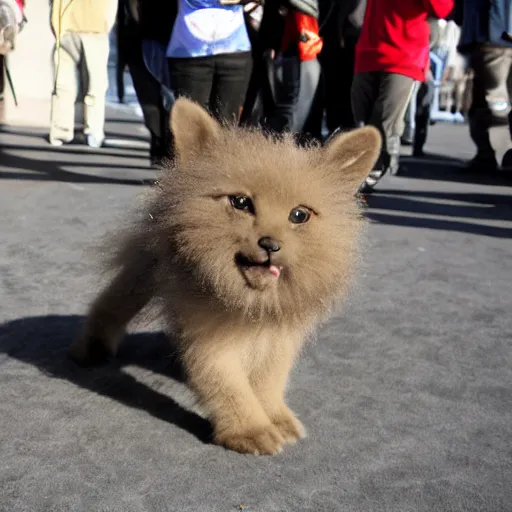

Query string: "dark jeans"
[[469, 46, 512, 157], [118, 20, 169, 161], [352, 71, 415, 172], [168, 52, 252, 124], [263, 53, 321, 136], [0, 55, 5, 97], [128, 38, 169, 159], [414, 77, 435, 153], [321, 41, 357, 133]]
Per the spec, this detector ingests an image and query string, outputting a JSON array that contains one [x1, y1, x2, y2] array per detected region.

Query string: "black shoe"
[[467, 153, 498, 173], [501, 149, 512, 172], [358, 167, 386, 194]]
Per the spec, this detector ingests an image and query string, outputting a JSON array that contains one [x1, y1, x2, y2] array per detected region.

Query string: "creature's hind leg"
[[69, 256, 156, 365]]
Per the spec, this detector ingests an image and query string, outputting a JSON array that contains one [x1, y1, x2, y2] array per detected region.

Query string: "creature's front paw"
[[272, 408, 306, 444], [215, 424, 286, 455], [68, 336, 112, 366]]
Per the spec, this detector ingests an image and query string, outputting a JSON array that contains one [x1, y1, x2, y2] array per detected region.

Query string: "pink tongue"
[[269, 265, 281, 278]]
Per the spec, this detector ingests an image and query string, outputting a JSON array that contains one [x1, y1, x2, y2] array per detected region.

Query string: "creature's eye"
[[229, 195, 254, 214], [289, 206, 311, 224]]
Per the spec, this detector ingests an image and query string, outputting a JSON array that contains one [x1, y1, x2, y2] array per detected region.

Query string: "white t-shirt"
[[166, 0, 251, 58]]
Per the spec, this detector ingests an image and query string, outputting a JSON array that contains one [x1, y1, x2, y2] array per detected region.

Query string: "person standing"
[[0, 0, 24, 56], [49, 0, 118, 148], [458, 0, 512, 173], [166, 0, 252, 125], [0, 0, 25, 102], [320, 0, 366, 136], [117, 0, 176, 166], [351, 0, 454, 193]]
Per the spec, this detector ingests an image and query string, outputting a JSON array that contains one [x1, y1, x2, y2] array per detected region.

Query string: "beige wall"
[[2, 1, 55, 127]]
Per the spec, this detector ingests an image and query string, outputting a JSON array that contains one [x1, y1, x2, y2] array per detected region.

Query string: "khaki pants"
[[469, 46, 512, 158], [50, 32, 110, 143], [351, 71, 416, 172]]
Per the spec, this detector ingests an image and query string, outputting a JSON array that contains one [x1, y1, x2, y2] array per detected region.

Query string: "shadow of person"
[[0, 314, 213, 443], [398, 156, 512, 186]]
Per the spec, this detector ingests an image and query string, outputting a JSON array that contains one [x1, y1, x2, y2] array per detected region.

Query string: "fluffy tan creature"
[[69, 98, 381, 455]]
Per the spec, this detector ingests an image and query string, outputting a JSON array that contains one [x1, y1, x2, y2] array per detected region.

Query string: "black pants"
[[168, 52, 252, 124], [321, 42, 357, 134], [118, 21, 169, 161], [414, 77, 434, 153], [0, 55, 5, 97]]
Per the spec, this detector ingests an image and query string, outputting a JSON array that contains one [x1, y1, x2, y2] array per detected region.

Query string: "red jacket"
[[354, 0, 454, 81]]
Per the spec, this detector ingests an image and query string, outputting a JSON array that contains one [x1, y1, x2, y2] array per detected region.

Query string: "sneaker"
[[359, 167, 386, 194], [501, 149, 512, 172], [86, 134, 104, 148], [48, 136, 73, 147], [388, 153, 400, 176]]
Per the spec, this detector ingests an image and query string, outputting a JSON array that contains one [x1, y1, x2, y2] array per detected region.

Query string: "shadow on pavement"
[[0, 147, 156, 186], [0, 142, 147, 159], [0, 314, 213, 443], [364, 157, 512, 238], [366, 211, 512, 238], [400, 155, 512, 187], [365, 190, 512, 239]]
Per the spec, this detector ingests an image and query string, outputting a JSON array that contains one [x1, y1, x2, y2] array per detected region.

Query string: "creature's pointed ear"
[[170, 98, 221, 161], [322, 126, 382, 190]]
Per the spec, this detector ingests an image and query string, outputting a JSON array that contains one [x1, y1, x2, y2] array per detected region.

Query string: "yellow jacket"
[[51, 0, 118, 38]]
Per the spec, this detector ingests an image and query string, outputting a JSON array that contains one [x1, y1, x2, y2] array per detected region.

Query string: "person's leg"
[[351, 71, 377, 129], [291, 57, 321, 134], [300, 66, 324, 144], [371, 72, 416, 176], [81, 33, 110, 147], [126, 35, 167, 164], [240, 48, 265, 127], [351, 71, 385, 192], [0, 55, 5, 98], [413, 76, 434, 156], [49, 32, 80, 145], [168, 56, 214, 109], [402, 82, 419, 145], [263, 51, 301, 133], [322, 47, 341, 134], [167, 57, 214, 159], [338, 41, 357, 130], [468, 46, 512, 171], [210, 51, 252, 124]]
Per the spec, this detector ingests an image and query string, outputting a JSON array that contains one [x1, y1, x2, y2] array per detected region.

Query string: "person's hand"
[[0, 26, 17, 55], [0, 2, 19, 55]]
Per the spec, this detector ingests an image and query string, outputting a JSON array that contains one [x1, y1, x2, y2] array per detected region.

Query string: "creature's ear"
[[170, 97, 221, 162], [322, 126, 382, 190]]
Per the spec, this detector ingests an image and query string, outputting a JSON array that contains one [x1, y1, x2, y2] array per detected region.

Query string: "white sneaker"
[[86, 134, 104, 148], [49, 136, 73, 147]]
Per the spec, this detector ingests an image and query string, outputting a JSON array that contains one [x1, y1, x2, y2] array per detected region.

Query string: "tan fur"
[[69, 98, 381, 455]]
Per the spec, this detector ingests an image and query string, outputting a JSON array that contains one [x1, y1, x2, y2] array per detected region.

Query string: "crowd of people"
[[1, 0, 512, 193]]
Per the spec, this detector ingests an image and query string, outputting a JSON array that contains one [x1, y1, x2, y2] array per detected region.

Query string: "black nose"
[[258, 237, 280, 253]]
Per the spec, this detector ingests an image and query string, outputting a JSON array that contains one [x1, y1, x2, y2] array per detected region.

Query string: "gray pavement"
[[1, 109, 511, 512]]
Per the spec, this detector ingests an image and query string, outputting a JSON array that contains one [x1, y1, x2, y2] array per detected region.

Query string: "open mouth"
[[235, 253, 282, 279]]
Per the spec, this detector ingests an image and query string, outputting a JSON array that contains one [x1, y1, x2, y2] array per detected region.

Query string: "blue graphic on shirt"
[[167, 0, 251, 58]]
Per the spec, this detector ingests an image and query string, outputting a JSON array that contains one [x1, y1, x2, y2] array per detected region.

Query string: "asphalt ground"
[[1, 105, 511, 511]]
